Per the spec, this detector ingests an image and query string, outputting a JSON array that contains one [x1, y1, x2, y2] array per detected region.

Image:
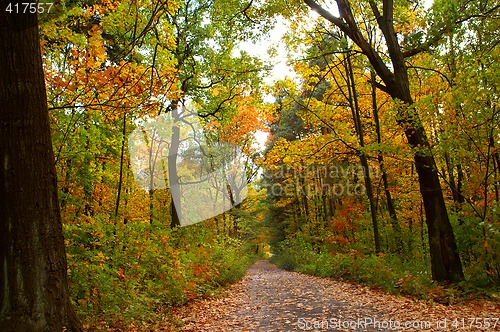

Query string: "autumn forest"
[[0, 0, 499, 330]]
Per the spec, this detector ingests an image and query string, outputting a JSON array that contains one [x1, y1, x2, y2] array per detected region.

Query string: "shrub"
[[270, 236, 498, 302], [65, 218, 256, 327]]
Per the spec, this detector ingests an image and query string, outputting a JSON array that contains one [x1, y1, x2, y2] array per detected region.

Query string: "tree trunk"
[[114, 112, 127, 219], [371, 71, 402, 252], [169, 105, 181, 227], [0, 10, 82, 331], [390, 76, 464, 282], [299, 171, 310, 218], [444, 35, 465, 221], [140, 127, 158, 225], [345, 54, 380, 253]]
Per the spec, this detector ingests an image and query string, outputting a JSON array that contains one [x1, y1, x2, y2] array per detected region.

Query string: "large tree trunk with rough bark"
[[304, 0, 464, 282], [0, 9, 82, 331]]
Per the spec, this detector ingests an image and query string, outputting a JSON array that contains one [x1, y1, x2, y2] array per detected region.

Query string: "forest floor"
[[147, 260, 499, 331]]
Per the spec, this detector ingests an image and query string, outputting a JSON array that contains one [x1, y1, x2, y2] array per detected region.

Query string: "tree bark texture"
[[0, 8, 82, 331]]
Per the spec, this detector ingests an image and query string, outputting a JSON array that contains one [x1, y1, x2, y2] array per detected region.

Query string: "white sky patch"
[[238, 18, 291, 152], [238, 16, 294, 85], [253, 129, 269, 152]]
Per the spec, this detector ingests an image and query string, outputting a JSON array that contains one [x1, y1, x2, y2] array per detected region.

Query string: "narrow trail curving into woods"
[[167, 260, 499, 331]]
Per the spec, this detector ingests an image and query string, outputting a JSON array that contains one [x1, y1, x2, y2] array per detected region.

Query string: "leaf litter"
[[157, 260, 498, 331]]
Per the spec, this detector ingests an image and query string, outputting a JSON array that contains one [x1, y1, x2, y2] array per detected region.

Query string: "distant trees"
[[263, 0, 499, 284], [302, 0, 464, 283], [42, 0, 268, 229]]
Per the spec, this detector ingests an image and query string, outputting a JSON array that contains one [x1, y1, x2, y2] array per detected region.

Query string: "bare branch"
[[303, 0, 351, 37]]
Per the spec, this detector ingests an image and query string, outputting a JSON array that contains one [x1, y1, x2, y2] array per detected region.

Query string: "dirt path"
[[169, 260, 499, 331]]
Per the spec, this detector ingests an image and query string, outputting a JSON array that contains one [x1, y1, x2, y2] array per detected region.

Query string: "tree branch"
[[303, 0, 352, 37], [303, 0, 397, 92], [403, 3, 500, 58]]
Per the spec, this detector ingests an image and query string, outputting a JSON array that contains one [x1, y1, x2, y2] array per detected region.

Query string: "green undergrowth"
[[270, 235, 499, 304], [64, 218, 257, 329]]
